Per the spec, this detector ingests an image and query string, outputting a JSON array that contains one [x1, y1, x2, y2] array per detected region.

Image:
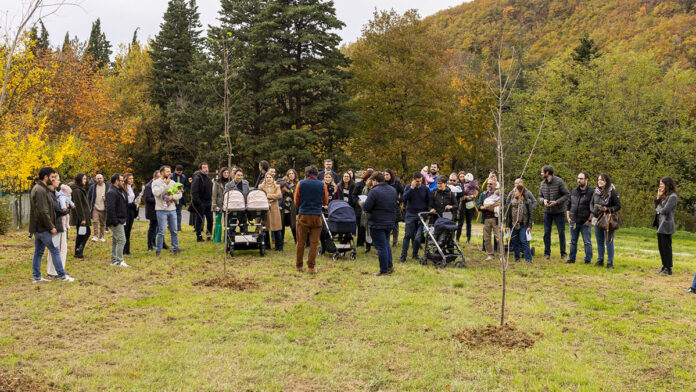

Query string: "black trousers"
[[123, 205, 137, 254], [457, 208, 475, 242], [657, 233, 672, 269], [193, 202, 213, 237], [74, 226, 91, 254]]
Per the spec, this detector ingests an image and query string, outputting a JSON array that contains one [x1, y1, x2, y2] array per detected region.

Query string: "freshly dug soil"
[[454, 323, 538, 350], [0, 369, 57, 392], [194, 276, 258, 290]]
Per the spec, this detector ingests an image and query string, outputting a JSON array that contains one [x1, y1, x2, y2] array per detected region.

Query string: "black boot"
[[74, 245, 84, 259], [606, 261, 614, 269], [364, 244, 371, 253], [594, 260, 604, 267]]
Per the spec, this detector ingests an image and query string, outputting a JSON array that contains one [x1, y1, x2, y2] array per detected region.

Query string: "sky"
[[2, 0, 467, 49]]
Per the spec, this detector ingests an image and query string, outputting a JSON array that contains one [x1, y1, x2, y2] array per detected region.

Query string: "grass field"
[[1, 222, 696, 391]]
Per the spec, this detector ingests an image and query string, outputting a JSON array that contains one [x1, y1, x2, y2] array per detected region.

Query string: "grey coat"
[[655, 193, 678, 235]]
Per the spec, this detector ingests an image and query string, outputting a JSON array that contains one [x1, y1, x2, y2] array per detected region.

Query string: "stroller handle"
[[418, 211, 440, 219]]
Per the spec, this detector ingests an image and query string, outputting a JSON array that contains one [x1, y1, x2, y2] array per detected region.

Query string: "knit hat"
[[60, 184, 72, 195], [464, 173, 474, 182]]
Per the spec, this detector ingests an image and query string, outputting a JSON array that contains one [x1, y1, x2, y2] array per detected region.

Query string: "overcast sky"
[[3, 0, 466, 50]]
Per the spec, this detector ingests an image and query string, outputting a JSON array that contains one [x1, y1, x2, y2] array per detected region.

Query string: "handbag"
[[596, 211, 620, 232]]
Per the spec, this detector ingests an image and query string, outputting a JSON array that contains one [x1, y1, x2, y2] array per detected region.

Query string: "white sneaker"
[[119, 262, 130, 268], [99, 237, 106, 242], [485, 256, 493, 261], [92, 236, 98, 241], [32, 277, 51, 283], [57, 274, 75, 282]]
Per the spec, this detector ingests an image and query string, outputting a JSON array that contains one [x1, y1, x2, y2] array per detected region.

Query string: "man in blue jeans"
[[399, 172, 430, 262], [152, 165, 183, 256], [566, 171, 594, 264], [361, 172, 398, 276], [29, 167, 75, 283], [538, 165, 570, 260]]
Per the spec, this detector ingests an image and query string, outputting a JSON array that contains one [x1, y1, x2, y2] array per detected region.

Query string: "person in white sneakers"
[[105, 173, 130, 267], [88, 173, 110, 242], [152, 165, 183, 256], [29, 167, 75, 283]]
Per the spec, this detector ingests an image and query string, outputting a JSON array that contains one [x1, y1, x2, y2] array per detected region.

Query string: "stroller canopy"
[[434, 217, 457, 236], [328, 200, 356, 223], [246, 189, 270, 210], [223, 189, 245, 211]]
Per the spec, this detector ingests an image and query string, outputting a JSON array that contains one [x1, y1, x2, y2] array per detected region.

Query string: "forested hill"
[[425, 0, 696, 67]]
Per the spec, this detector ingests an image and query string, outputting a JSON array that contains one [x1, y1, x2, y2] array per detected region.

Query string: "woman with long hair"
[[122, 173, 139, 255], [212, 167, 231, 243], [655, 176, 678, 275], [259, 172, 284, 251], [353, 168, 374, 248], [336, 172, 355, 204], [281, 169, 299, 244], [506, 184, 533, 263], [323, 171, 338, 201], [590, 173, 621, 269], [70, 173, 91, 258]]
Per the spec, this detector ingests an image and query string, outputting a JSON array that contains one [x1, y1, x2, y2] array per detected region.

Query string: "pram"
[[319, 200, 357, 261], [224, 189, 269, 257], [418, 212, 466, 269]]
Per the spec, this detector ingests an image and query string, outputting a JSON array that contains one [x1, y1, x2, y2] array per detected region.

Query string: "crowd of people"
[[26, 160, 694, 294]]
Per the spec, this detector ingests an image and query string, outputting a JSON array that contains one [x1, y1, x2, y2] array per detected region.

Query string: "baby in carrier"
[[162, 182, 184, 209], [483, 190, 501, 217]]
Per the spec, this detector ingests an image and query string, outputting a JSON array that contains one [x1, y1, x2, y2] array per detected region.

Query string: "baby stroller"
[[224, 189, 269, 257], [418, 212, 466, 269], [319, 200, 357, 261]]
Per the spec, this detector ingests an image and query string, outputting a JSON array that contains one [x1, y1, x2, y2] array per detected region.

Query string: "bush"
[[0, 199, 12, 235]]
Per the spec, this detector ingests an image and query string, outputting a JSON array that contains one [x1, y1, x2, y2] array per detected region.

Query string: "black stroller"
[[418, 212, 466, 268], [319, 200, 357, 261]]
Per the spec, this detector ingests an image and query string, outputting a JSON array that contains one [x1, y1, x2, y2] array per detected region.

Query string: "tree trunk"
[[401, 151, 408, 177]]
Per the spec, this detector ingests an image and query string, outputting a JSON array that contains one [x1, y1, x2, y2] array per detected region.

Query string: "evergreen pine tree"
[[86, 18, 112, 68], [572, 33, 601, 64], [62, 32, 71, 53], [215, 0, 352, 171], [37, 21, 50, 52]]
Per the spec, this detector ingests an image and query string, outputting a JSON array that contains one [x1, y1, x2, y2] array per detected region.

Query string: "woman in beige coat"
[[259, 172, 283, 251]]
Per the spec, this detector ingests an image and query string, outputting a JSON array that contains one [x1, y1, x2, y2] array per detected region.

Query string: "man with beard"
[[152, 165, 183, 256], [191, 162, 214, 242], [428, 163, 442, 192]]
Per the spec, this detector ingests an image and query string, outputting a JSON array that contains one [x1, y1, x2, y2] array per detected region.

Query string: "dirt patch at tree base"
[[0, 369, 57, 392], [194, 276, 258, 290], [454, 323, 539, 350]]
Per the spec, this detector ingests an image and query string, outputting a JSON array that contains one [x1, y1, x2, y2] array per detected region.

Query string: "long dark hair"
[[338, 172, 354, 192], [384, 168, 397, 185], [660, 176, 678, 197], [219, 167, 230, 184], [74, 173, 86, 188], [598, 173, 612, 196]]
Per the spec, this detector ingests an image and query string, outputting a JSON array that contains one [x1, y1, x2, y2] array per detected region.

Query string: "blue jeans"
[[594, 226, 614, 263], [157, 210, 179, 252], [175, 202, 183, 231], [543, 212, 567, 257], [690, 272, 696, 290], [510, 225, 532, 262], [370, 227, 393, 273], [32, 231, 66, 279], [400, 214, 423, 259], [569, 222, 593, 262]]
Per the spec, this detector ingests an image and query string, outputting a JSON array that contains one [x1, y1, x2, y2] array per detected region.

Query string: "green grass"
[[1, 222, 695, 391]]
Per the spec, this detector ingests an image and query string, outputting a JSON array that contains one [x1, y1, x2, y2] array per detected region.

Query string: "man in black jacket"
[[538, 165, 570, 260], [191, 162, 214, 242], [566, 172, 594, 264], [399, 172, 430, 262], [361, 172, 398, 276], [105, 174, 129, 267]]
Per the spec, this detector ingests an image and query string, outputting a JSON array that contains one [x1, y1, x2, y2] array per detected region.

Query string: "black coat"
[[429, 188, 458, 218], [105, 186, 128, 227], [568, 186, 595, 224], [144, 180, 156, 221], [191, 171, 213, 205], [363, 183, 398, 230]]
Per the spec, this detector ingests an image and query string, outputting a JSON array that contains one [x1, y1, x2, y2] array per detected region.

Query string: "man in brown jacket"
[[30, 167, 75, 283]]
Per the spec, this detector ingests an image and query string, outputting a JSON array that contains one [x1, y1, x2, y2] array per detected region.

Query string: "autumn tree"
[[348, 9, 452, 176]]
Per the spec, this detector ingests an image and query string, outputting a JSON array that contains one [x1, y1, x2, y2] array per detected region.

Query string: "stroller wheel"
[[259, 246, 265, 257], [455, 260, 466, 268], [435, 261, 447, 269], [350, 252, 357, 260], [332, 253, 339, 261], [318, 246, 324, 256], [419, 256, 427, 265]]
